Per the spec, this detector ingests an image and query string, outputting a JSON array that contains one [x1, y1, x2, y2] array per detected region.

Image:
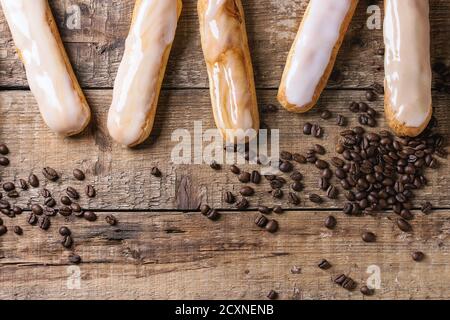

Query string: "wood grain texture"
[[0, 210, 448, 300], [0, 89, 448, 211], [1, 0, 449, 89]]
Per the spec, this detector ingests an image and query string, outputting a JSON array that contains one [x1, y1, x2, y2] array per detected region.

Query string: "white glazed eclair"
[[278, 0, 358, 113], [0, 0, 91, 136], [198, 0, 260, 144], [384, 0, 432, 137], [108, 0, 182, 147]]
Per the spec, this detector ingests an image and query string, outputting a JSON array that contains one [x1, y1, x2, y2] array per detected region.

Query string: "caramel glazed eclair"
[[108, 0, 182, 147], [384, 0, 432, 137], [278, 0, 358, 113], [0, 0, 91, 136], [198, 0, 260, 144]]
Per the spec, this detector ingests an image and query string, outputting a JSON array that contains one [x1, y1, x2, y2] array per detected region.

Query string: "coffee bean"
[[324, 216, 337, 229], [255, 214, 269, 228], [412, 251, 425, 262], [0, 157, 9, 166], [71, 203, 83, 217], [60, 196, 72, 206], [236, 198, 249, 210], [28, 174, 39, 188], [238, 172, 251, 183], [360, 286, 374, 296], [41, 188, 51, 198], [44, 197, 56, 208], [280, 151, 293, 161], [200, 204, 211, 216], [279, 161, 293, 173], [0, 144, 9, 155], [27, 213, 38, 225], [319, 177, 330, 191], [257, 206, 271, 215], [103, 215, 117, 226], [318, 259, 332, 270], [151, 167, 162, 177], [207, 209, 220, 221], [272, 189, 283, 199], [291, 182, 303, 192], [397, 218, 412, 232], [240, 186, 255, 197], [293, 153, 306, 164], [421, 202, 433, 214], [68, 254, 82, 265], [85, 185, 96, 198], [84, 211, 97, 222], [73, 169, 85, 181], [39, 216, 51, 230], [62, 235, 73, 249], [335, 168, 347, 180], [12, 206, 22, 216], [366, 90, 376, 101], [290, 171, 303, 182], [267, 290, 278, 300], [349, 102, 359, 113], [326, 186, 339, 199], [400, 209, 413, 221], [42, 167, 59, 181], [44, 207, 57, 217], [321, 169, 332, 180], [265, 220, 279, 233], [336, 115, 346, 126], [7, 190, 19, 198], [315, 160, 329, 170], [224, 191, 235, 204], [334, 274, 347, 286], [273, 206, 283, 214], [303, 122, 313, 135], [251, 171, 261, 184], [31, 204, 43, 215], [59, 206, 72, 217], [321, 110, 332, 120], [59, 227, 71, 237], [13, 226, 23, 236], [64, 187, 79, 200], [311, 124, 323, 138], [342, 277, 357, 291], [0, 225, 7, 236], [3, 182, 15, 192], [210, 161, 221, 170], [314, 144, 326, 155], [230, 165, 240, 175], [343, 202, 353, 215], [309, 194, 323, 204], [331, 157, 345, 168], [288, 192, 300, 205], [367, 107, 377, 118], [362, 231, 376, 243], [18, 179, 28, 191]]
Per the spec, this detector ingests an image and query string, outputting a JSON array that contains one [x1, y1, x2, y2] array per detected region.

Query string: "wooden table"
[[0, 0, 449, 300]]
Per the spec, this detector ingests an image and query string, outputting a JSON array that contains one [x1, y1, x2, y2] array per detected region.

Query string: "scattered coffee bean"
[[0, 144, 9, 155], [365, 90, 376, 101], [255, 214, 269, 228], [7, 191, 19, 198], [44, 207, 57, 217], [412, 251, 425, 262], [207, 209, 220, 221], [84, 211, 97, 222], [421, 202, 433, 214], [265, 220, 279, 233], [60, 196, 72, 206], [240, 186, 255, 197], [267, 290, 278, 300], [19, 179, 28, 190], [31, 204, 43, 215], [324, 216, 337, 229], [66, 187, 80, 200], [3, 182, 15, 192], [68, 254, 82, 265], [0, 157, 9, 166], [360, 286, 374, 296], [303, 122, 312, 135], [44, 197, 56, 208], [39, 216, 51, 230], [279, 161, 293, 173], [230, 165, 240, 175], [62, 235, 73, 249], [85, 185, 96, 198], [315, 160, 329, 170], [319, 177, 330, 191], [59, 206, 73, 217], [236, 198, 249, 210], [0, 200, 10, 210], [0, 225, 7, 236], [258, 206, 272, 215], [12, 206, 22, 216], [326, 185, 339, 199], [280, 151, 293, 161], [71, 203, 83, 217], [290, 171, 303, 182], [336, 114, 346, 126], [151, 167, 162, 177], [13, 226, 23, 235], [334, 274, 347, 286], [362, 231, 376, 243], [59, 227, 71, 237], [42, 167, 59, 181], [73, 169, 85, 181], [238, 172, 251, 183], [224, 191, 235, 204], [314, 144, 326, 155], [318, 259, 332, 270], [27, 213, 38, 225], [200, 204, 211, 216], [309, 194, 323, 204], [311, 124, 323, 138], [397, 218, 412, 232], [210, 161, 221, 170], [273, 206, 283, 214], [251, 171, 261, 184], [291, 182, 304, 192], [41, 188, 51, 198], [293, 153, 307, 164], [28, 174, 39, 188], [288, 192, 300, 205], [321, 110, 332, 120]]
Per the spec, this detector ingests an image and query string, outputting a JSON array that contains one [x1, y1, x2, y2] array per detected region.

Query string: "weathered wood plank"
[[0, 89, 448, 210], [1, 0, 449, 89], [0, 210, 448, 300]]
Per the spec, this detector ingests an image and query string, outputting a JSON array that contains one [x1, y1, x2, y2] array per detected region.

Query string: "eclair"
[[198, 0, 260, 144], [384, 0, 432, 137], [0, 0, 91, 136], [278, 0, 358, 113], [108, 0, 182, 147]]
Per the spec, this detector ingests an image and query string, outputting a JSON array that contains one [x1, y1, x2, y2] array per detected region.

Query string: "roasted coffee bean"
[[397, 219, 412, 232], [1, 208, 11, 217], [31, 204, 43, 215], [12, 206, 22, 216], [311, 124, 323, 138], [324, 216, 337, 229], [400, 209, 413, 221], [230, 165, 240, 175], [288, 192, 300, 205], [321, 110, 332, 120], [335, 168, 347, 180], [366, 90, 376, 101], [0, 225, 7, 236], [326, 185, 339, 199], [71, 203, 83, 217], [291, 182, 304, 192], [236, 198, 249, 210], [19, 179, 28, 190], [0, 157, 9, 166], [13, 226, 23, 236], [240, 186, 255, 197], [343, 203, 353, 215], [39, 216, 51, 230], [272, 189, 283, 199], [318, 259, 332, 270], [265, 220, 279, 233], [59, 227, 71, 237], [303, 122, 313, 135], [0, 144, 9, 155], [200, 204, 211, 216], [59, 206, 72, 217], [267, 290, 278, 300], [207, 209, 220, 221], [64, 187, 79, 200], [360, 286, 374, 296], [270, 179, 284, 189], [293, 153, 307, 164], [372, 83, 384, 95], [309, 194, 323, 204], [334, 274, 347, 286], [7, 190, 19, 198], [210, 161, 221, 170], [279, 161, 293, 173], [84, 211, 97, 222], [73, 169, 85, 181], [331, 157, 345, 168], [28, 174, 39, 188], [273, 206, 283, 214], [95, 211, 112, 225], [62, 235, 73, 249], [412, 251, 425, 262], [336, 114, 346, 126], [314, 144, 326, 155], [60, 196, 72, 206], [3, 182, 15, 192], [315, 159, 329, 170], [258, 206, 272, 215], [421, 202, 433, 214], [69, 254, 82, 265], [255, 214, 269, 228], [42, 167, 59, 181], [319, 177, 330, 191], [151, 167, 162, 177], [44, 207, 57, 217], [280, 151, 293, 161], [342, 278, 357, 291], [41, 188, 51, 198], [27, 213, 38, 225], [362, 231, 376, 243], [238, 172, 251, 183], [224, 191, 235, 204], [349, 102, 360, 113], [44, 197, 56, 208], [290, 171, 303, 182], [85, 185, 96, 198], [306, 154, 317, 163], [251, 171, 261, 184]]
